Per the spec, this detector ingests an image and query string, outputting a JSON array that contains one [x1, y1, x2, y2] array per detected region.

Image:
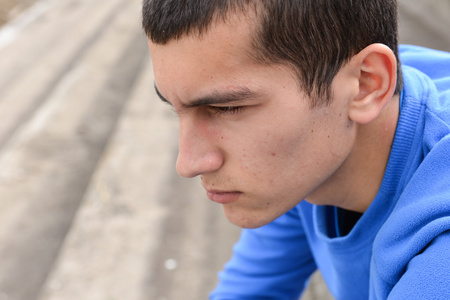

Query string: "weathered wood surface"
[[0, 0, 448, 299]]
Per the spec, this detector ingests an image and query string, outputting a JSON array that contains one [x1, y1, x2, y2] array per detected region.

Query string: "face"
[[148, 15, 358, 228]]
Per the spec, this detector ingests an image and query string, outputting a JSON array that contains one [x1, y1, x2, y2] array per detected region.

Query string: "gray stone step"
[[0, 0, 149, 299]]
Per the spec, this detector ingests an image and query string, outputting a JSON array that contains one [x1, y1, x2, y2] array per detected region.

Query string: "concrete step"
[[0, 0, 131, 148], [0, 0, 149, 299], [398, 0, 450, 52]]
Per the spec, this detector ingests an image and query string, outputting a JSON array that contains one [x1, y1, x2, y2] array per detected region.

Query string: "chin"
[[222, 205, 277, 229]]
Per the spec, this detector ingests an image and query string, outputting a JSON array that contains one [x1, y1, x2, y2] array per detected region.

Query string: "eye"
[[209, 106, 245, 116]]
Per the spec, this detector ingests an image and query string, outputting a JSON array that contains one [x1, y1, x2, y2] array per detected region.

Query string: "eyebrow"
[[154, 83, 258, 109]]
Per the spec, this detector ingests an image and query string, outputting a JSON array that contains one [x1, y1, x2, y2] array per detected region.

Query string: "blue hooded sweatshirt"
[[210, 45, 450, 300]]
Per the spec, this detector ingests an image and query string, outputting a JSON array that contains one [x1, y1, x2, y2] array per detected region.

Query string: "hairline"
[[147, 4, 328, 108]]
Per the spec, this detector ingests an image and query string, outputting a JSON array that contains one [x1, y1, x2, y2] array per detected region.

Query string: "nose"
[[176, 118, 224, 178]]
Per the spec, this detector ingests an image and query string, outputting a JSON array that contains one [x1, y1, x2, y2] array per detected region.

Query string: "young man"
[[142, 0, 450, 299]]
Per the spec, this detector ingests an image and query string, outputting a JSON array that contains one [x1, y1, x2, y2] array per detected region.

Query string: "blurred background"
[[0, 0, 448, 299]]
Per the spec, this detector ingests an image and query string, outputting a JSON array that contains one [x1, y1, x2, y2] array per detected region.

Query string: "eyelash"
[[209, 106, 245, 116]]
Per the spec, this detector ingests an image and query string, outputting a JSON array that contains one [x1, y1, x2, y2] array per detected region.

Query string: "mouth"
[[205, 190, 242, 204]]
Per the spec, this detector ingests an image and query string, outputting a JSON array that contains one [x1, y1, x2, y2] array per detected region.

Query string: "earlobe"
[[348, 44, 397, 125]]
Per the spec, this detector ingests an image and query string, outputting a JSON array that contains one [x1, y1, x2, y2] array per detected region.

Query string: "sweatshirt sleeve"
[[387, 230, 450, 299], [385, 136, 450, 299], [209, 207, 316, 300], [372, 134, 450, 299]]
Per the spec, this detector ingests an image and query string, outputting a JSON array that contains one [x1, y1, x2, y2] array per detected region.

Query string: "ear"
[[348, 44, 397, 124]]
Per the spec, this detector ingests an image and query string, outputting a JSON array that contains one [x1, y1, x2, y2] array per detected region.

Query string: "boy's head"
[[143, 0, 401, 228], [143, 0, 402, 107]]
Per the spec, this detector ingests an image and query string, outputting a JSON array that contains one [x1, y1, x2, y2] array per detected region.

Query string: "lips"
[[206, 190, 242, 204]]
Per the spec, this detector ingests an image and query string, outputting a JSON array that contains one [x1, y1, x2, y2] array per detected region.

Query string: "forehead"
[[150, 10, 257, 59], [147, 12, 266, 99]]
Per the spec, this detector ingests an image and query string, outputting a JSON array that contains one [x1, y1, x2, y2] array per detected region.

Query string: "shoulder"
[[372, 135, 450, 285], [400, 45, 450, 83], [400, 46, 450, 152]]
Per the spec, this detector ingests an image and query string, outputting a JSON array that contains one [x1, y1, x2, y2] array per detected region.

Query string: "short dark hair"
[[142, 0, 403, 106]]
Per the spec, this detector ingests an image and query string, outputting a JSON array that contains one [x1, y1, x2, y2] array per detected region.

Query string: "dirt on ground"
[[0, 0, 38, 27]]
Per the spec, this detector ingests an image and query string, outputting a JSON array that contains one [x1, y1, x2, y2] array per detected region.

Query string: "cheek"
[[243, 117, 343, 187], [234, 127, 307, 179]]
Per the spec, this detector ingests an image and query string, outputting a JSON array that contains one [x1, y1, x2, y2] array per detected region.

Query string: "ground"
[[0, 0, 38, 26]]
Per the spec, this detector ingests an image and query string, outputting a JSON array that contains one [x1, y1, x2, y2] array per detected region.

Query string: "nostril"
[[176, 149, 224, 178]]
